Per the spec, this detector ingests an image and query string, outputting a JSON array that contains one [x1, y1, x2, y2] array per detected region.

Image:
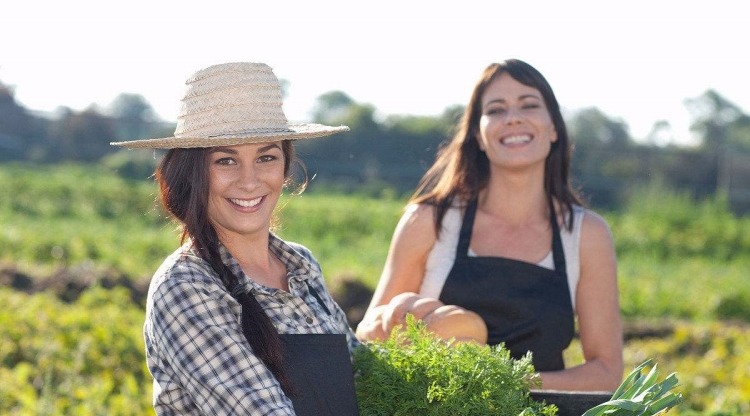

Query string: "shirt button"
[[305, 316, 314, 324]]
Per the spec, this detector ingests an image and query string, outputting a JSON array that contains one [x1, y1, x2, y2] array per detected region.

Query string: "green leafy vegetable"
[[582, 359, 682, 416], [352, 316, 557, 416]]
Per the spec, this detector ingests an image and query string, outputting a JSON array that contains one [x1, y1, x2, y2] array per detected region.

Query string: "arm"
[[149, 277, 295, 415], [355, 204, 438, 341], [539, 210, 624, 391]]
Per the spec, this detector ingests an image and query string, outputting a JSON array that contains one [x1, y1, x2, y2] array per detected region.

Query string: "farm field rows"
[[1, 163, 749, 415]]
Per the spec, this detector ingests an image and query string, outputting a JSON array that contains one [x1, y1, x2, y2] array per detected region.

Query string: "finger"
[[381, 293, 420, 333], [408, 297, 444, 320]]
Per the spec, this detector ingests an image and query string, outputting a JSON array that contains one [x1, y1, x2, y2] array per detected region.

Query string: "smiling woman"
[[111, 62, 358, 416], [357, 59, 624, 392]]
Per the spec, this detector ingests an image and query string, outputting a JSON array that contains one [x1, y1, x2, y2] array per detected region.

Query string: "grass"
[[2, 162, 750, 414]]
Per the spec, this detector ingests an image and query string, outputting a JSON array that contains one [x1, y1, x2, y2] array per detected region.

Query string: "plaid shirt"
[[144, 234, 360, 415]]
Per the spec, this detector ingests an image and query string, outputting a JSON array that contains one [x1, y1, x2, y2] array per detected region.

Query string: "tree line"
[[1, 79, 749, 213]]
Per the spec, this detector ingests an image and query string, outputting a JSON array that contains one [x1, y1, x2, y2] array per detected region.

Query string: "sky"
[[2, 0, 749, 146]]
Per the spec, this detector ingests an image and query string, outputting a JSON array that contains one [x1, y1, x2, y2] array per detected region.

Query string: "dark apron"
[[279, 333, 359, 416], [438, 199, 575, 371]]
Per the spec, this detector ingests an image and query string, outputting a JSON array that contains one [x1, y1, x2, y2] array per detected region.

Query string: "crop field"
[[1, 163, 749, 415]]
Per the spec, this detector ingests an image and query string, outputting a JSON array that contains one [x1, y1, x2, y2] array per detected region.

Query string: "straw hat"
[[110, 62, 349, 149]]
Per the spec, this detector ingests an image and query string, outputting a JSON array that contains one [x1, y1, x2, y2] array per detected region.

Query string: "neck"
[[219, 231, 288, 291], [480, 168, 549, 226]]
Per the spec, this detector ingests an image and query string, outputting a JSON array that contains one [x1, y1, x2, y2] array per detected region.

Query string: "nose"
[[236, 163, 261, 190], [502, 108, 522, 124]]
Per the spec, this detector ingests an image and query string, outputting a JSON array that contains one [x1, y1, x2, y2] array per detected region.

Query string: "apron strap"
[[456, 197, 568, 278], [455, 198, 478, 259], [549, 199, 567, 278], [307, 285, 332, 316]]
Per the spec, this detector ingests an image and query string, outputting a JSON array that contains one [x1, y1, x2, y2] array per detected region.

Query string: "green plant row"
[[0, 287, 153, 415], [3, 287, 750, 414], [608, 185, 750, 261], [623, 323, 750, 415], [5, 163, 750, 322]]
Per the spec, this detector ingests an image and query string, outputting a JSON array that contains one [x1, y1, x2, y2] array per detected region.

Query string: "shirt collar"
[[216, 233, 315, 292]]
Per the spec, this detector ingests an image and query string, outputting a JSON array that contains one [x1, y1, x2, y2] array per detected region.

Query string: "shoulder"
[[391, 203, 441, 251], [404, 202, 435, 223], [148, 246, 227, 309], [579, 208, 615, 251], [399, 203, 439, 235], [580, 208, 612, 234], [284, 240, 316, 263], [270, 235, 324, 276]]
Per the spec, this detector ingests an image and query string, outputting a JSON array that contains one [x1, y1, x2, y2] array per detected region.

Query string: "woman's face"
[[206, 142, 286, 242], [476, 72, 557, 170]]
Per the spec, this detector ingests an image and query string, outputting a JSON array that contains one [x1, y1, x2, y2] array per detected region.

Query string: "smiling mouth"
[[501, 135, 532, 145], [229, 196, 263, 208]]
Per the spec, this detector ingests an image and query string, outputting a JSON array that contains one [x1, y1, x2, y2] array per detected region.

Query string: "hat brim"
[[110, 124, 349, 149]]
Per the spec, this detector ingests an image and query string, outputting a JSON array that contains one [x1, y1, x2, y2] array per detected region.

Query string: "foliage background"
[[1, 164, 749, 415], [1, 78, 750, 415]]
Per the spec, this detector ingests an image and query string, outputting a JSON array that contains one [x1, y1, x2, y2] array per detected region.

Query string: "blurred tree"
[[686, 89, 750, 151], [0, 81, 45, 160], [108, 93, 156, 141], [567, 107, 636, 208], [730, 116, 750, 151], [686, 90, 750, 208], [311, 91, 357, 125], [568, 107, 632, 149], [50, 107, 116, 162], [300, 91, 449, 193], [645, 120, 675, 147]]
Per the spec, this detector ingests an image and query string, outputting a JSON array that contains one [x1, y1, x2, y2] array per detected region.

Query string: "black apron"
[[438, 199, 575, 371], [261, 284, 358, 416], [279, 333, 359, 416]]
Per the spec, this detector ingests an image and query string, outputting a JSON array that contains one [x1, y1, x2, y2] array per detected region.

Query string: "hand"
[[357, 293, 443, 341], [380, 292, 438, 336], [358, 293, 487, 345], [422, 304, 488, 345]]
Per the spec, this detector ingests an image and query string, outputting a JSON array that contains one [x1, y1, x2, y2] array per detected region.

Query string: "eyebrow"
[[209, 143, 281, 155], [258, 143, 282, 153], [485, 94, 542, 106]]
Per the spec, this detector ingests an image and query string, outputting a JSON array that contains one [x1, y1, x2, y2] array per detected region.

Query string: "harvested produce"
[[582, 359, 682, 416], [353, 317, 683, 415], [353, 316, 556, 415]]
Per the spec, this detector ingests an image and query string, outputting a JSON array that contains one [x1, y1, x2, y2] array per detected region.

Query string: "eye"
[[521, 97, 544, 110], [485, 107, 506, 115], [258, 154, 279, 163], [214, 157, 236, 165]]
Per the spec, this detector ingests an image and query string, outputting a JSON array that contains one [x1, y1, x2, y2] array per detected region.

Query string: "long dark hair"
[[155, 140, 297, 394], [411, 59, 583, 233]]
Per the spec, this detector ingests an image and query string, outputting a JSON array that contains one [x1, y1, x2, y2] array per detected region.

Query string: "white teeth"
[[502, 135, 532, 144], [230, 197, 261, 207]]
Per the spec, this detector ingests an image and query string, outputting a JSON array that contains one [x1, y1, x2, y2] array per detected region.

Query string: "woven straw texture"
[[111, 62, 348, 149]]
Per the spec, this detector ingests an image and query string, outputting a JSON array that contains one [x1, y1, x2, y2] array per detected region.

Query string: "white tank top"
[[418, 203, 584, 310]]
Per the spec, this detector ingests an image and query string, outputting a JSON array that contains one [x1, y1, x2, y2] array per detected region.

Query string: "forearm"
[[539, 357, 623, 392]]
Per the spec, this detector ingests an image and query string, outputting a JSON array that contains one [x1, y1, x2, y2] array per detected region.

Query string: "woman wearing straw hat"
[[356, 59, 623, 392], [112, 62, 359, 415]]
